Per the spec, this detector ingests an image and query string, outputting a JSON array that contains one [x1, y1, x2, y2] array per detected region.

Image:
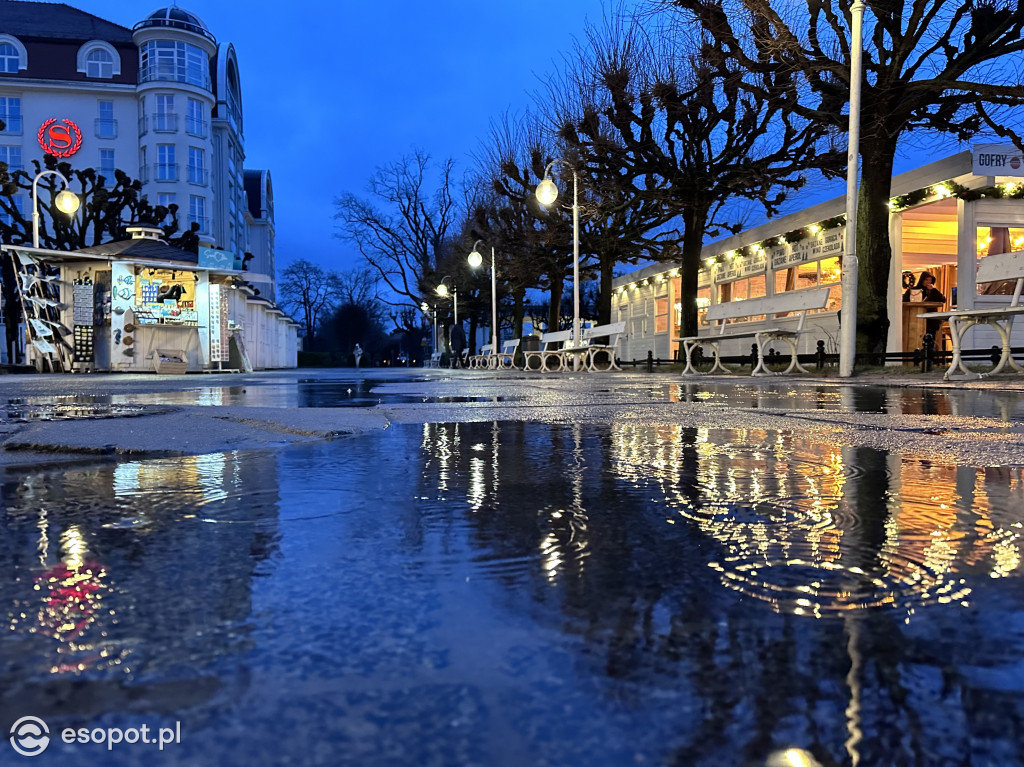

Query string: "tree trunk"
[[598, 255, 614, 326], [548, 272, 565, 331], [856, 141, 897, 357], [468, 317, 478, 355], [512, 288, 525, 341], [678, 207, 708, 339]]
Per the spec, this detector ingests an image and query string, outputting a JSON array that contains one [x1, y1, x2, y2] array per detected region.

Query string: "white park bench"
[[467, 343, 495, 369], [575, 321, 626, 371], [495, 338, 520, 369], [673, 286, 832, 376], [918, 249, 1024, 379], [425, 350, 442, 368], [523, 329, 572, 372]]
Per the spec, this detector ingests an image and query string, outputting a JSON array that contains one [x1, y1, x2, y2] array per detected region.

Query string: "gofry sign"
[[38, 118, 83, 158]]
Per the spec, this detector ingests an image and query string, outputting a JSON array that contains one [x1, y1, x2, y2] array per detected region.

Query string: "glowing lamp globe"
[[420, 302, 429, 312], [436, 283, 449, 297], [535, 178, 559, 206], [467, 250, 483, 269], [55, 189, 80, 215]]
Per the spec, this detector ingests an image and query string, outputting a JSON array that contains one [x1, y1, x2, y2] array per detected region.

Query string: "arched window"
[[76, 41, 121, 79], [86, 49, 113, 78], [1, 43, 18, 73], [0, 35, 27, 73]]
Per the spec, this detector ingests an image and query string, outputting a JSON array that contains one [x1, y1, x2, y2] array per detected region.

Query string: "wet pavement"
[[0, 368, 1022, 766]]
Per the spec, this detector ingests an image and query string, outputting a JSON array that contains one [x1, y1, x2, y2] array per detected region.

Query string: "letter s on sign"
[[37, 118, 83, 158], [47, 123, 72, 149]]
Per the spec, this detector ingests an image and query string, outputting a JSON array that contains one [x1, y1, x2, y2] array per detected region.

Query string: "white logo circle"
[[9, 717, 50, 757]]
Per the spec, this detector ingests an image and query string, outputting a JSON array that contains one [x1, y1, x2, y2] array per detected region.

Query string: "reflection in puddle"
[[0, 422, 1020, 766], [667, 382, 1024, 419]]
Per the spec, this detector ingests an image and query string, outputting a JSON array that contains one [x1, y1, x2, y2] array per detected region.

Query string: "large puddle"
[[6, 378, 1024, 422], [1, 422, 1021, 765]]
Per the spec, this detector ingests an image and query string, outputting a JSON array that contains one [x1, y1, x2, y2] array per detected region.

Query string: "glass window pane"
[[796, 261, 819, 289], [819, 257, 841, 284]]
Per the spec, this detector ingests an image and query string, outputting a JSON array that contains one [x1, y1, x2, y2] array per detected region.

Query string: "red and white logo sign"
[[38, 118, 83, 158]]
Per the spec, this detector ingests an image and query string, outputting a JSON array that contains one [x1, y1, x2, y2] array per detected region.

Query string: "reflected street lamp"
[[32, 170, 80, 248], [468, 239, 498, 365], [536, 160, 581, 370], [839, 0, 865, 378]]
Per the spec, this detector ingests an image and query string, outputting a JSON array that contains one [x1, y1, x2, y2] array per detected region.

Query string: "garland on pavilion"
[[625, 178, 1024, 292]]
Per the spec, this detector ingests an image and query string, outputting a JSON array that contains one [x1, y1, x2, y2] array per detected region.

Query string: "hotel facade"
[[1, 1, 297, 370]]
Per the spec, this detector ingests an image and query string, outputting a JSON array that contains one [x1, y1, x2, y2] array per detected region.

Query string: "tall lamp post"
[[468, 239, 498, 366], [839, 0, 865, 378], [436, 277, 457, 324], [420, 301, 437, 357], [32, 170, 80, 248], [535, 160, 582, 370]]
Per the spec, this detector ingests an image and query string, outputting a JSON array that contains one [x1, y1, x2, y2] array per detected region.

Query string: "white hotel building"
[[1, 1, 296, 369]]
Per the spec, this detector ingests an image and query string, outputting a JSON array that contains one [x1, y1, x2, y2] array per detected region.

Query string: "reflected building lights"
[[607, 422, 1019, 618]]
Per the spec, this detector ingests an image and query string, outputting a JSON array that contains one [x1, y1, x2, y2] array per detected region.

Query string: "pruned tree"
[[666, 0, 1024, 352], [335, 150, 462, 314], [472, 110, 586, 333], [555, 10, 839, 337], [1, 152, 185, 363], [1, 154, 182, 249]]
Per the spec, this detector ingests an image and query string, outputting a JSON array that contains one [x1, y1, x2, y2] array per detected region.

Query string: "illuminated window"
[[819, 257, 841, 284], [796, 261, 819, 288], [655, 297, 669, 333], [977, 225, 1024, 295], [697, 288, 711, 326]]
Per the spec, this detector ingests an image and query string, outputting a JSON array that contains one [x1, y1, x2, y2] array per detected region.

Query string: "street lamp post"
[[436, 278, 457, 324], [839, 0, 865, 378], [420, 301, 437, 358], [468, 239, 498, 367], [536, 160, 581, 370], [32, 170, 80, 248]]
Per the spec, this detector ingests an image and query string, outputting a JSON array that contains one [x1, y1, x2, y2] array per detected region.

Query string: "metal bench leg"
[[705, 342, 730, 375], [681, 341, 701, 376], [983, 319, 1014, 377]]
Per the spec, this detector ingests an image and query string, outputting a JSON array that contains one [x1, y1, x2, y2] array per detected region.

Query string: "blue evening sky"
[[70, 0, 620, 272]]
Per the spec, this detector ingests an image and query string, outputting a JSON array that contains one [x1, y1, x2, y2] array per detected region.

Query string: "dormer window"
[[1, 43, 19, 73], [0, 35, 27, 73], [77, 41, 121, 79], [87, 49, 113, 78]]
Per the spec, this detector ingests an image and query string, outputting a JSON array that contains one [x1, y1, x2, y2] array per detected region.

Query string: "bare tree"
[[335, 151, 461, 312], [555, 10, 838, 337], [666, 0, 1024, 353], [277, 259, 338, 342]]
